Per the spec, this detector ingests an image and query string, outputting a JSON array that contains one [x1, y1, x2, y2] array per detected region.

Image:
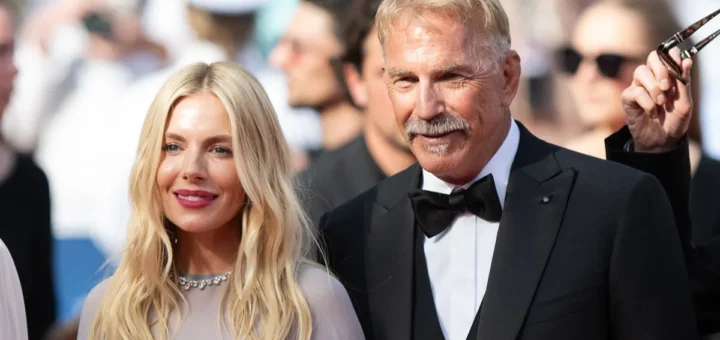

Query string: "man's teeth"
[[178, 195, 210, 201]]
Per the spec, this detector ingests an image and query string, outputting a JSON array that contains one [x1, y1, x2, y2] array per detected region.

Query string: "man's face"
[[346, 27, 407, 150], [0, 5, 17, 117], [382, 12, 520, 183], [269, 2, 344, 109]]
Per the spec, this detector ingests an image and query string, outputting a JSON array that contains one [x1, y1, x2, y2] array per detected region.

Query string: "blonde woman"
[[77, 61, 364, 340]]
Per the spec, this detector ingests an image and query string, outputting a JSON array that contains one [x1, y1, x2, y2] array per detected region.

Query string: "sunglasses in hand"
[[556, 47, 643, 79], [658, 8, 720, 85]]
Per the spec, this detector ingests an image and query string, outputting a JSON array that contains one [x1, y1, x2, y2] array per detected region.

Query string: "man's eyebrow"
[[386, 67, 414, 79], [433, 62, 477, 75]]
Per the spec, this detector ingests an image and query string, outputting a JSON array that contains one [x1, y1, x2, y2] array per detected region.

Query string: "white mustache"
[[405, 114, 470, 139]]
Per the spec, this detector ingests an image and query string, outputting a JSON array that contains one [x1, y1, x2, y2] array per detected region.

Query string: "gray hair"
[[376, 0, 511, 70]]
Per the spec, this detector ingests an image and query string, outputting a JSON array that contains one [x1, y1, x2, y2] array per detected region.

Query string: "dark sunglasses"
[[557, 47, 640, 79], [658, 8, 720, 85]]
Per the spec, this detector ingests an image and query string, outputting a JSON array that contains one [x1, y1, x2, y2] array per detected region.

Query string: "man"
[[299, 0, 415, 225], [0, 1, 57, 339], [270, 0, 363, 160], [605, 54, 720, 338], [320, 0, 698, 339]]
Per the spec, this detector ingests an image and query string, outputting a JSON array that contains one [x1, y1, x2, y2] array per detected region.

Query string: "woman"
[[77, 62, 364, 339], [559, 0, 702, 159], [0, 238, 28, 340]]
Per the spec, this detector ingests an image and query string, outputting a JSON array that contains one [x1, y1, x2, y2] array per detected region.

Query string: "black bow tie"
[[409, 174, 503, 238]]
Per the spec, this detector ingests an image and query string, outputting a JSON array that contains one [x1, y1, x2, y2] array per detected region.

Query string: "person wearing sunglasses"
[[560, 0, 720, 336], [558, 0, 699, 160]]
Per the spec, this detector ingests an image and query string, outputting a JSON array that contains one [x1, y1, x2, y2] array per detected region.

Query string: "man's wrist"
[[627, 137, 685, 154]]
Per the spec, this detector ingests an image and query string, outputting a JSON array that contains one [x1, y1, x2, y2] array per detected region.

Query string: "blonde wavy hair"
[[89, 61, 319, 339]]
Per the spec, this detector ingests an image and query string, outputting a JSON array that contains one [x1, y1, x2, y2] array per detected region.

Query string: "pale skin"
[[157, 92, 244, 275], [382, 12, 521, 185]]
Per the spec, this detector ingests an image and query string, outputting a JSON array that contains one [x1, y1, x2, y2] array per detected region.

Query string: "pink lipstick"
[[174, 189, 218, 208]]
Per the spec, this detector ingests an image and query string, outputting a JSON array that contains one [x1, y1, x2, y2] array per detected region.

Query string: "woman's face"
[[567, 4, 650, 130], [157, 91, 245, 235]]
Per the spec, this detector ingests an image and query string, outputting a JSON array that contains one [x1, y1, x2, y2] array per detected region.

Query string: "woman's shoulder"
[[77, 278, 112, 338], [84, 278, 112, 308], [296, 263, 365, 339], [297, 263, 346, 299]]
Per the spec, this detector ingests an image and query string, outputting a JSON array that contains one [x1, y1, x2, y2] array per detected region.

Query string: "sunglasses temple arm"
[[676, 8, 720, 42], [681, 28, 720, 60]]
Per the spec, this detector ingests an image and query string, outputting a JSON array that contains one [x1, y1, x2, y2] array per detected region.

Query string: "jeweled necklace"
[[177, 272, 232, 290]]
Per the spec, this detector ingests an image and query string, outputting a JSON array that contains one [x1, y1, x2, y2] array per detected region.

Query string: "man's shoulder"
[[320, 163, 418, 231], [299, 142, 355, 185], [552, 145, 659, 194], [300, 137, 364, 183], [319, 184, 378, 231]]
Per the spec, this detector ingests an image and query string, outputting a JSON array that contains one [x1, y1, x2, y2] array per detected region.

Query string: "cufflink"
[[623, 139, 635, 152]]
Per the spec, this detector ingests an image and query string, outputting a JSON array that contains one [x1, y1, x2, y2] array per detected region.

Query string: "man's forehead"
[[290, 2, 333, 36]]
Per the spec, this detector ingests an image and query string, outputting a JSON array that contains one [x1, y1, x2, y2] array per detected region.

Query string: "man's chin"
[[413, 143, 464, 171]]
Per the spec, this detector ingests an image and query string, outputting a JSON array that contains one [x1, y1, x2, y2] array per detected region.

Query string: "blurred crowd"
[[0, 0, 718, 338]]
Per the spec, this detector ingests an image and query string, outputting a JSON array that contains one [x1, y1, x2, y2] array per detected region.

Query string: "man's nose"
[[415, 83, 444, 120]]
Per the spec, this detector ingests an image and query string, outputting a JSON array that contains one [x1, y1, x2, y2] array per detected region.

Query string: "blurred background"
[[0, 0, 718, 338]]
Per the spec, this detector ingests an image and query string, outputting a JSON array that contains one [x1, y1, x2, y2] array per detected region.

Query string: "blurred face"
[[568, 4, 649, 130], [0, 5, 17, 117], [346, 27, 407, 149], [383, 12, 520, 183], [269, 2, 344, 109], [157, 92, 245, 235]]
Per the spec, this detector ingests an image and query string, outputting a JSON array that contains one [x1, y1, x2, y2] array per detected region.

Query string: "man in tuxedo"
[[298, 0, 415, 226], [319, 0, 699, 339]]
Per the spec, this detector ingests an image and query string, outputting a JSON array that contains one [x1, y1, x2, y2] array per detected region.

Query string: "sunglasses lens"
[[596, 54, 626, 78], [559, 48, 582, 74]]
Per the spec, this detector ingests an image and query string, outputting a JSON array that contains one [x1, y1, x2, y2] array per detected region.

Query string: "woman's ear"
[[344, 63, 368, 109]]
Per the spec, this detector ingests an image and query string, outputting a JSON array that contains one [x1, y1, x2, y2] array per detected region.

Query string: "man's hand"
[[621, 48, 693, 153]]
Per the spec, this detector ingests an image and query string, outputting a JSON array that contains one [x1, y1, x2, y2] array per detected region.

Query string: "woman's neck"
[[176, 223, 241, 275]]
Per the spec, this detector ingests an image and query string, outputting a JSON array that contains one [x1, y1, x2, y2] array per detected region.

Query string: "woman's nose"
[[181, 150, 207, 181]]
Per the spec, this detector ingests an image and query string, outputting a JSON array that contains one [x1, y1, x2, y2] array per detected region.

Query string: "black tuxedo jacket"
[[321, 123, 698, 340], [606, 128, 720, 335]]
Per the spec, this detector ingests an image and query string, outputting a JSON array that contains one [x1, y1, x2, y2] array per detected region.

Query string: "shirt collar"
[[421, 119, 520, 208]]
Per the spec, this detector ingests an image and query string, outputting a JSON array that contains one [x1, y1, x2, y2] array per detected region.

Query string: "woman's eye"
[[163, 144, 180, 152], [212, 147, 232, 155]]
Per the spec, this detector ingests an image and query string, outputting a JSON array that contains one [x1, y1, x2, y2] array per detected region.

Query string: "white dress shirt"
[[421, 119, 520, 340]]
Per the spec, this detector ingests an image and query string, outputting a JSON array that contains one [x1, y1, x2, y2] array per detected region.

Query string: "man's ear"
[[344, 63, 368, 108], [502, 50, 522, 108]]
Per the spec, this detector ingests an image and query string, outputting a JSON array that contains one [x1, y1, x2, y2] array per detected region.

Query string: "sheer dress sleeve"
[[298, 264, 366, 340]]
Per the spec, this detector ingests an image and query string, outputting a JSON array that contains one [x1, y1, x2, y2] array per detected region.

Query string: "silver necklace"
[[177, 272, 231, 290]]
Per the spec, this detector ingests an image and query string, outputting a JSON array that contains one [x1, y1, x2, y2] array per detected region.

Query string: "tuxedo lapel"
[[476, 124, 576, 340], [366, 164, 421, 340]]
